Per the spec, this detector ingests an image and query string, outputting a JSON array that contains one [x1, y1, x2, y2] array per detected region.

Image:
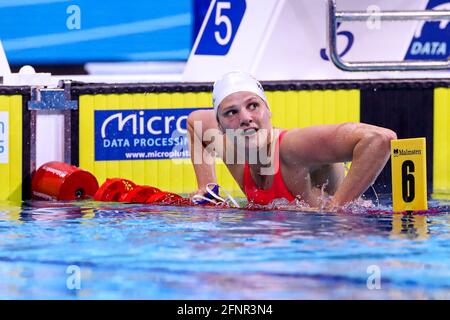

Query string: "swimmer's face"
[[217, 91, 272, 149]]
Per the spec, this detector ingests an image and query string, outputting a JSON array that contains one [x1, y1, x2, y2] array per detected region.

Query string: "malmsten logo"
[[393, 148, 422, 157]]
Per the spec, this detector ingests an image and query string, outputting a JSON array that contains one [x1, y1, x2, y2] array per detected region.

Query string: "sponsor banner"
[[393, 148, 423, 157], [95, 108, 200, 161], [0, 111, 8, 164], [405, 0, 450, 60]]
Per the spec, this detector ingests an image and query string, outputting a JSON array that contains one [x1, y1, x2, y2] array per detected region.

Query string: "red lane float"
[[31, 161, 99, 201], [32, 162, 191, 206], [146, 191, 188, 205], [93, 178, 136, 202], [119, 185, 161, 203], [94, 178, 190, 206]]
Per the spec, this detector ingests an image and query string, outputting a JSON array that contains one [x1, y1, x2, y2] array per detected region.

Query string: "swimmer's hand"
[[322, 202, 340, 213], [322, 197, 374, 213], [189, 188, 208, 199]]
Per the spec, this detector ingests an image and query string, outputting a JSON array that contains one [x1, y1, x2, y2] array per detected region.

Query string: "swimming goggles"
[[192, 183, 240, 208]]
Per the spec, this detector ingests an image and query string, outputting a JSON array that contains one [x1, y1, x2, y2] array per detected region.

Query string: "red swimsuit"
[[243, 130, 296, 205]]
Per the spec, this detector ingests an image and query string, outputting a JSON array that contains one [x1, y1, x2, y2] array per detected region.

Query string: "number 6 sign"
[[391, 138, 428, 212]]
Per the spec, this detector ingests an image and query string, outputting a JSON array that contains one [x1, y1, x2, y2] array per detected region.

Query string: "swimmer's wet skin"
[[188, 71, 397, 210]]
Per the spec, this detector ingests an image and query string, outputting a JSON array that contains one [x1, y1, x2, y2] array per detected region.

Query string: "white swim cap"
[[212, 71, 268, 114]]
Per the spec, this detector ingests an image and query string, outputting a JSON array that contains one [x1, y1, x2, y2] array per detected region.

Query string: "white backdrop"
[[0, 40, 10, 76], [183, 0, 450, 81]]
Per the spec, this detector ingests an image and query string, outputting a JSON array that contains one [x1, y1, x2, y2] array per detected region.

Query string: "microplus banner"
[[94, 108, 198, 161]]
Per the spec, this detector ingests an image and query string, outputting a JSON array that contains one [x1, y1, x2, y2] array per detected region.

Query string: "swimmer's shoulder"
[[188, 108, 218, 132], [279, 128, 308, 162], [279, 127, 326, 170]]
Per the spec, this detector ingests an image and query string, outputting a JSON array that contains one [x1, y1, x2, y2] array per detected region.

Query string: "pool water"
[[0, 197, 449, 299]]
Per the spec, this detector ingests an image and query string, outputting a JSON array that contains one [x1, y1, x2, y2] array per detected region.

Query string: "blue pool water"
[[0, 197, 449, 299]]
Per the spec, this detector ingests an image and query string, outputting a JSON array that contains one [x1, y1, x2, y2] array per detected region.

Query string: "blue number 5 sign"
[[195, 0, 247, 56]]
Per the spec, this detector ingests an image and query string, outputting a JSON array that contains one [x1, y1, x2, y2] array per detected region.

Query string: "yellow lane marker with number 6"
[[391, 138, 428, 212]]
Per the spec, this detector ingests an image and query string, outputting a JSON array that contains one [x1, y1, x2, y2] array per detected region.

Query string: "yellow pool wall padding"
[[433, 88, 450, 199], [79, 90, 360, 196], [0, 95, 22, 203]]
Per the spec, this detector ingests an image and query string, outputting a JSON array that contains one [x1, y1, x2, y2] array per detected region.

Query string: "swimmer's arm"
[[187, 110, 219, 193], [282, 122, 397, 207]]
